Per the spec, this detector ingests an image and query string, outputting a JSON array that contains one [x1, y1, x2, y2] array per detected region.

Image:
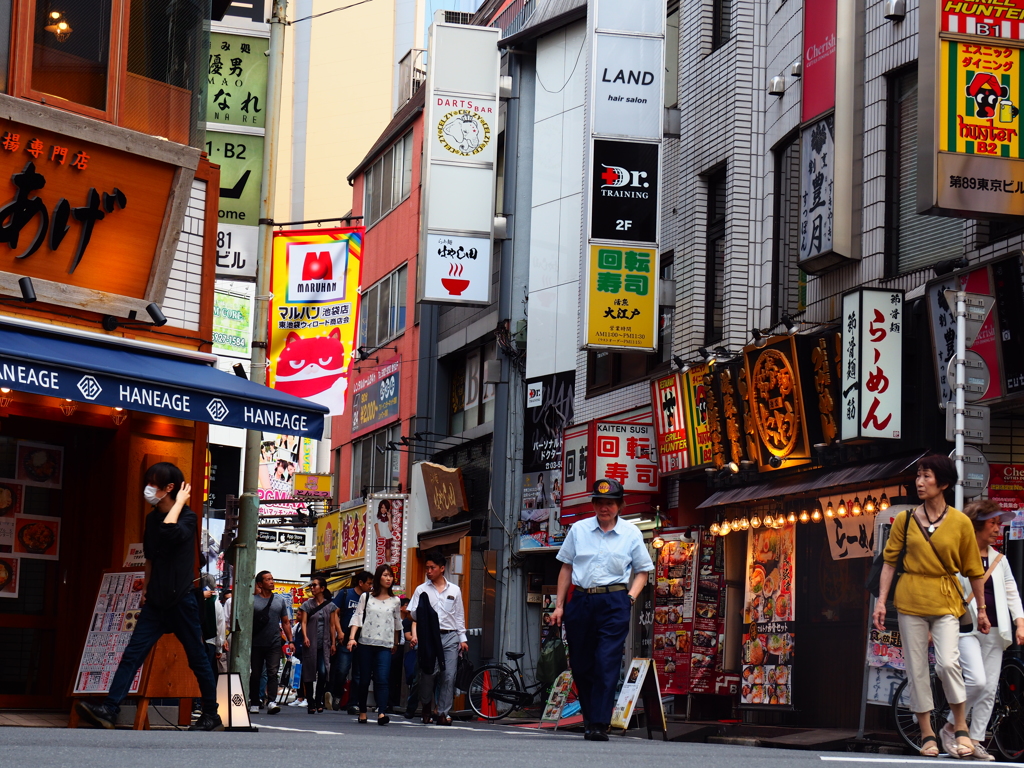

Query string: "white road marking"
[[820, 757, 1017, 765], [255, 720, 572, 737]]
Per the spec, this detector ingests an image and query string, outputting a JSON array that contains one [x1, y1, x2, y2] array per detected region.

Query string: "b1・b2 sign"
[[591, 140, 659, 243]]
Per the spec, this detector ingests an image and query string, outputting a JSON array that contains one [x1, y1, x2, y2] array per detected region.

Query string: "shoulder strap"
[[966, 553, 1004, 604]]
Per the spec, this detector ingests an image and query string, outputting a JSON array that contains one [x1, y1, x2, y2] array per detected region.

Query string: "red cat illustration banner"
[[268, 228, 364, 416]]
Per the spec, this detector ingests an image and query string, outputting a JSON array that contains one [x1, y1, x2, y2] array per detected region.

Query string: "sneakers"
[[266, 702, 281, 715], [76, 700, 117, 729], [972, 743, 996, 761], [249, 705, 260, 714], [189, 712, 224, 731], [323, 692, 333, 711]]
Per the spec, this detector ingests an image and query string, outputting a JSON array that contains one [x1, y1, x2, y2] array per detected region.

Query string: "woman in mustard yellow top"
[[873, 455, 989, 758]]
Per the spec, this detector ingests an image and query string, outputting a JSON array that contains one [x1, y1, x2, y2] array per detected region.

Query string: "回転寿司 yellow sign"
[[268, 228, 363, 416], [940, 40, 1024, 159], [585, 245, 658, 351]]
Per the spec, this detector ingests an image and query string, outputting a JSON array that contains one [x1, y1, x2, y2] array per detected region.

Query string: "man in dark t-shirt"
[[77, 463, 222, 731], [249, 570, 293, 713]]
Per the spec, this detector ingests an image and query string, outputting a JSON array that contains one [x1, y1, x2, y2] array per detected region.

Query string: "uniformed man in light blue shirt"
[[552, 478, 654, 741]]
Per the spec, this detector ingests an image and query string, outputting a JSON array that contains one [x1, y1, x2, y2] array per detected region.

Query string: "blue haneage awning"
[[0, 324, 328, 438]]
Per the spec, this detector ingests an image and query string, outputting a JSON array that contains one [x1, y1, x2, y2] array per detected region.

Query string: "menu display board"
[[741, 526, 795, 707], [652, 530, 728, 695], [74, 570, 146, 694]]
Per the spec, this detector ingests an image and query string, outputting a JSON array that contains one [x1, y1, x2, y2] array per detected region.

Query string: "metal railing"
[[491, 0, 535, 38]]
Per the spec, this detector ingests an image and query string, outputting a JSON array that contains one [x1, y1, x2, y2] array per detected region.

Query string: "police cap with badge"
[[591, 478, 624, 500]]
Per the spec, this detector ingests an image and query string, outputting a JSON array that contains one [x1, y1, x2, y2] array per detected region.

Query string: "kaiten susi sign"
[[0, 94, 199, 317], [419, 17, 500, 305], [268, 228, 363, 416], [840, 289, 904, 440]]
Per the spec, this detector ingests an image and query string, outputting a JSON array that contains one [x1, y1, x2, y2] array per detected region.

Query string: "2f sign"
[[616, 220, 632, 231]]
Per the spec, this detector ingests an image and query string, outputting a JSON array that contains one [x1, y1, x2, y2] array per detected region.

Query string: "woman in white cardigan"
[[942, 500, 1024, 761]]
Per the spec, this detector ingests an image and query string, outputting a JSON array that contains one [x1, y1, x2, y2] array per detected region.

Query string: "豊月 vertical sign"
[[920, 0, 1024, 217], [268, 229, 364, 416], [840, 289, 903, 441], [419, 16, 500, 305], [583, 0, 664, 351]]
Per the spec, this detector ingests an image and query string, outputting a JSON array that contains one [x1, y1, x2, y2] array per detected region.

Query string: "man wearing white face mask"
[[76, 462, 223, 731]]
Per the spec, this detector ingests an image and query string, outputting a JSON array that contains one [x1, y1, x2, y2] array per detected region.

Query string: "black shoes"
[[585, 724, 609, 741], [189, 712, 224, 731], [347, 705, 360, 715], [378, 715, 390, 725], [76, 700, 117, 729]]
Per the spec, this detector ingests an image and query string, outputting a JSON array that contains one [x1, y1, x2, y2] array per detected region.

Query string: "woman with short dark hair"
[[348, 564, 402, 724], [873, 455, 989, 758], [941, 500, 1024, 761], [299, 576, 337, 713]]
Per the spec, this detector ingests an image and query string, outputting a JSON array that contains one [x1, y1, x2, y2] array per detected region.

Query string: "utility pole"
[[230, 0, 288, 684], [954, 291, 966, 511]]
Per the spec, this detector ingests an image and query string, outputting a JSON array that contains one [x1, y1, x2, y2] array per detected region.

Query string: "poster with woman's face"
[[372, 497, 404, 586]]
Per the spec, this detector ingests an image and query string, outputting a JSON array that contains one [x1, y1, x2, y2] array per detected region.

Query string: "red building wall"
[[334, 113, 424, 502]]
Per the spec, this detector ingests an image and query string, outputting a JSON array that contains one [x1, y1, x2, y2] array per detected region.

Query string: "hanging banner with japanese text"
[[367, 495, 407, 589], [741, 525, 795, 708], [315, 511, 340, 571], [339, 505, 367, 565], [840, 289, 903, 440], [584, 245, 659, 351], [651, 373, 689, 473], [350, 357, 401, 437], [683, 363, 714, 467], [268, 228, 363, 416], [560, 424, 591, 508], [207, 33, 269, 128], [593, 420, 659, 494], [799, 116, 835, 265]]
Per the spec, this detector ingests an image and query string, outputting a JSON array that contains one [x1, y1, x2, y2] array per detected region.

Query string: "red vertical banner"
[[690, 530, 727, 693], [802, 0, 837, 123], [650, 374, 690, 473]]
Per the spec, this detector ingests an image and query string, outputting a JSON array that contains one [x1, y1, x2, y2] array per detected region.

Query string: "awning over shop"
[[0, 323, 327, 438], [696, 452, 927, 509], [417, 521, 471, 550]]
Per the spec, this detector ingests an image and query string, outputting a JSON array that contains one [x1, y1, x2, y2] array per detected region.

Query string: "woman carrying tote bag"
[[940, 500, 1024, 761], [872, 454, 989, 758]]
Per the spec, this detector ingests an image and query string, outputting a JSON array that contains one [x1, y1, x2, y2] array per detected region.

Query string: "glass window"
[[363, 131, 415, 227], [665, 7, 679, 108], [772, 137, 806, 323], [350, 424, 402, 498], [31, 0, 111, 111], [712, 0, 731, 50], [886, 68, 963, 275], [402, 133, 413, 198], [705, 168, 727, 346], [359, 265, 407, 350]]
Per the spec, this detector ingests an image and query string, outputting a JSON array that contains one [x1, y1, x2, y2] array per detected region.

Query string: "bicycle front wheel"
[[468, 664, 520, 721], [892, 674, 951, 753], [994, 660, 1024, 762]]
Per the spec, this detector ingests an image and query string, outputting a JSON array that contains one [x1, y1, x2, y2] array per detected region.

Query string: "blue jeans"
[[104, 592, 218, 714], [357, 645, 392, 715], [330, 645, 360, 700]]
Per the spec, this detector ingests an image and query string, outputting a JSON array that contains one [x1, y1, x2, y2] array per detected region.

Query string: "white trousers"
[[898, 612, 966, 713], [946, 630, 1004, 741]]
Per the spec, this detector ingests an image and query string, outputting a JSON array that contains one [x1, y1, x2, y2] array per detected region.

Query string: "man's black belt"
[[440, 629, 458, 634], [581, 584, 627, 594]]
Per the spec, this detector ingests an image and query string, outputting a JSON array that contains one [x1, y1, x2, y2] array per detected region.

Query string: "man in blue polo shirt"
[[325, 570, 372, 712], [551, 478, 654, 741]]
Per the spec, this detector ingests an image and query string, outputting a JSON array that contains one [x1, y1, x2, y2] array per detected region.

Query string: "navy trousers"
[[104, 592, 218, 714], [563, 589, 631, 727]]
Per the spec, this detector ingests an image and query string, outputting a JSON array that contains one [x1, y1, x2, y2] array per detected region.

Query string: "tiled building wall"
[[162, 179, 206, 332]]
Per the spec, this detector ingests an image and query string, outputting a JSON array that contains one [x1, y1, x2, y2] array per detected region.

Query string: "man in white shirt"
[[552, 479, 654, 741], [409, 548, 468, 725]]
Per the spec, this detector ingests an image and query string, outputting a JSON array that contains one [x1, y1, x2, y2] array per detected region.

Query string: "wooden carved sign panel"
[[0, 95, 200, 316], [741, 336, 812, 472]]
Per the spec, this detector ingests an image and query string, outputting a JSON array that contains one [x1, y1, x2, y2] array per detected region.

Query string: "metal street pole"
[[230, 0, 288, 685], [955, 291, 966, 511]]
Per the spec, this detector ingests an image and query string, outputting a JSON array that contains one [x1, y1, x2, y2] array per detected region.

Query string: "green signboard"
[[207, 33, 269, 128], [213, 290, 254, 358], [206, 132, 264, 224]]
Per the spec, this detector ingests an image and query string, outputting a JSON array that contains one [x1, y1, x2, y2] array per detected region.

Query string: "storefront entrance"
[[0, 417, 117, 709]]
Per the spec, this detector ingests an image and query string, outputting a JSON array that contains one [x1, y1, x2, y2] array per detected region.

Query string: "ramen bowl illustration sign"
[[423, 233, 491, 304]]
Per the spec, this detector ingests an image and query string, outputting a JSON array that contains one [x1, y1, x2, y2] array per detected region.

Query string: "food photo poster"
[[15, 442, 63, 489], [0, 555, 18, 598], [741, 524, 796, 708], [13, 514, 60, 560]]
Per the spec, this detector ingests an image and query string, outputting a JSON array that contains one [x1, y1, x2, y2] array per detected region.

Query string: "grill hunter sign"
[[0, 95, 199, 315]]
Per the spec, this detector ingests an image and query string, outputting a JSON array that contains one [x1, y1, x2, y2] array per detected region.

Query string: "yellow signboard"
[[940, 40, 1024, 159], [682, 363, 714, 466], [294, 472, 334, 499], [315, 511, 340, 571], [339, 505, 367, 565], [585, 245, 658, 350]]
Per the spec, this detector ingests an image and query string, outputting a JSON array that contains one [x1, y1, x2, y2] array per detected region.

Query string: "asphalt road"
[[3, 707, 1018, 768]]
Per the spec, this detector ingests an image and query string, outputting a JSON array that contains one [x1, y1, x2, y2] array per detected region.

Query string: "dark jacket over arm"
[[415, 592, 444, 674]]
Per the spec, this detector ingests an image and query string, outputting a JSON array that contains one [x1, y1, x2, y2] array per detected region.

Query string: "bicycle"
[[467, 651, 550, 721], [892, 652, 1024, 761]]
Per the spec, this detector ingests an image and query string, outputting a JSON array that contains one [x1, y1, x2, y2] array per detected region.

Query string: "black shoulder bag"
[[865, 510, 911, 631]]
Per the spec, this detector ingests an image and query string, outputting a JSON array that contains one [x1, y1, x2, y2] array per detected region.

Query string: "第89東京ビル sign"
[[0, 94, 200, 316], [585, 245, 659, 350], [920, 0, 1024, 216], [268, 229, 363, 417]]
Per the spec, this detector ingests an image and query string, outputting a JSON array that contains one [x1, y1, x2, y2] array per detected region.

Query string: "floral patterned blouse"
[[350, 592, 402, 648]]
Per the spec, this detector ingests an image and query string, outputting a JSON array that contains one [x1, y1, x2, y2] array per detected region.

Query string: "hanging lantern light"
[[879, 492, 890, 511], [0, 387, 12, 408], [825, 500, 835, 519], [852, 496, 862, 516], [837, 498, 848, 518], [738, 516, 750, 531], [750, 513, 762, 528], [59, 398, 77, 416], [787, 509, 798, 524], [111, 407, 127, 426], [710, 521, 720, 536], [799, 509, 810, 523], [864, 495, 876, 514], [811, 507, 823, 522]]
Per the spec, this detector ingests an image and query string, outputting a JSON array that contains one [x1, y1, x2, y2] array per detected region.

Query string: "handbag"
[[959, 553, 1003, 634], [454, 649, 474, 692], [866, 510, 911, 630], [536, 635, 568, 690], [253, 593, 275, 632]]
